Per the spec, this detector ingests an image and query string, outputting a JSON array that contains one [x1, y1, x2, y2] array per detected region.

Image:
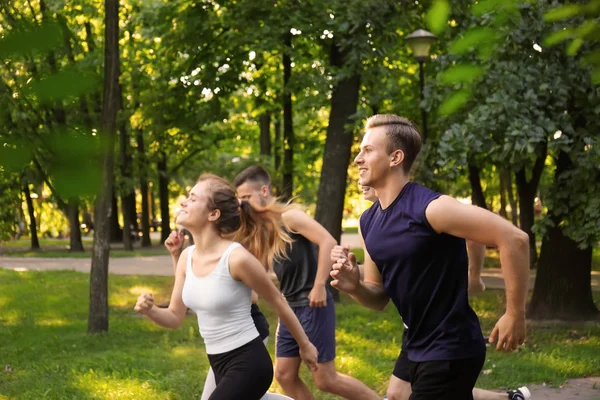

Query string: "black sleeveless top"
[[273, 231, 327, 307], [360, 182, 485, 362]]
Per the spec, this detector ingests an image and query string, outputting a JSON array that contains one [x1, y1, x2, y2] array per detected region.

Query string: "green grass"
[[1, 269, 599, 399], [0, 238, 169, 258]]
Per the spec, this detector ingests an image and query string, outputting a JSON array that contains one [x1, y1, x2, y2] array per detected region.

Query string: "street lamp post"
[[405, 29, 437, 143]]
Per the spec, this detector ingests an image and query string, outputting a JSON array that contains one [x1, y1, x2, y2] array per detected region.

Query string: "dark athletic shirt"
[[273, 231, 328, 307], [360, 182, 485, 362]]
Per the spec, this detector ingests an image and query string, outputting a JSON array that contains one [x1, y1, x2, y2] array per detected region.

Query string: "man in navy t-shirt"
[[330, 114, 530, 400]]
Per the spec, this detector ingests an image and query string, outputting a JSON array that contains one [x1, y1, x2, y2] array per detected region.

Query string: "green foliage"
[[438, 89, 471, 115], [426, 0, 450, 35], [428, 0, 600, 248], [0, 21, 63, 58], [24, 66, 101, 103]]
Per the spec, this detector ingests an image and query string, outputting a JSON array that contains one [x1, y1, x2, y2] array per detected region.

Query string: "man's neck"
[[373, 173, 410, 209]]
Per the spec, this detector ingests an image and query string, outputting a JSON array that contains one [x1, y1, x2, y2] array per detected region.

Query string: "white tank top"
[[181, 243, 259, 354]]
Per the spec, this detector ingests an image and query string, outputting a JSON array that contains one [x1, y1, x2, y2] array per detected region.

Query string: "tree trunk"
[[118, 85, 133, 251], [467, 164, 487, 209], [314, 40, 361, 244], [273, 114, 282, 195], [158, 152, 170, 243], [23, 183, 40, 250], [274, 115, 282, 172], [504, 169, 518, 225], [89, 0, 119, 334], [528, 220, 597, 320], [515, 144, 546, 268], [136, 127, 152, 247], [67, 201, 84, 252], [260, 112, 271, 157], [499, 169, 508, 219], [281, 32, 294, 200], [314, 40, 361, 303], [110, 190, 123, 242], [529, 150, 598, 320]]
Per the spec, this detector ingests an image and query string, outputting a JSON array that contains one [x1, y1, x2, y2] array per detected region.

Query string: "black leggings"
[[207, 336, 273, 400]]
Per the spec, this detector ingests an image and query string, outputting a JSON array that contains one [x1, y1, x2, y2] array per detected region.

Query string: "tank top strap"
[[186, 245, 196, 274], [216, 242, 243, 275]]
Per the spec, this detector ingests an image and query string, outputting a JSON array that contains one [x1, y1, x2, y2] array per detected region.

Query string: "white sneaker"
[[508, 386, 532, 400]]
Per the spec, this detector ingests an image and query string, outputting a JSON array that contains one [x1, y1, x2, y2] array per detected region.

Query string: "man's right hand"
[[330, 252, 360, 293], [164, 230, 185, 258], [330, 244, 350, 262]]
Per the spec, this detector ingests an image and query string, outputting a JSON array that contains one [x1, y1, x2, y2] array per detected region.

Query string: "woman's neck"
[[190, 228, 225, 253]]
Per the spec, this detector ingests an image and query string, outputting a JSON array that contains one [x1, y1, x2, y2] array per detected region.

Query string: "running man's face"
[[236, 181, 269, 207], [354, 127, 392, 187], [361, 185, 377, 203]]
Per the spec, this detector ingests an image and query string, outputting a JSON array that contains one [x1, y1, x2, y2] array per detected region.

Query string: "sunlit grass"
[[0, 269, 599, 399]]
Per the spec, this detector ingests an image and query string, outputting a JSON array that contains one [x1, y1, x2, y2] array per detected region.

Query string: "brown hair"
[[365, 114, 422, 173], [197, 174, 290, 269], [233, 165, 272, 189]]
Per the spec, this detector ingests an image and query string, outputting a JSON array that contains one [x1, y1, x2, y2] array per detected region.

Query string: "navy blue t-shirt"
[[360, 182, 486, 362]]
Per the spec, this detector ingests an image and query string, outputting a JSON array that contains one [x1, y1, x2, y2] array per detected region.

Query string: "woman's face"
[[176, 181, 213, 230]]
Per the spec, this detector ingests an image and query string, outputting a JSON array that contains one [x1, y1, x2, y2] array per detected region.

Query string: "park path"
[[1, 233, 599, 291]]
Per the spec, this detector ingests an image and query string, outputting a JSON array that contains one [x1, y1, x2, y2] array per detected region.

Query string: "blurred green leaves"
[[0, 21, 63, 59], [439, 90, 471, 116], [426, 0, 450, 35], [449, 28, 501, 57], [439, 64, 484, 85], [24, 65, 101, 103], [45, 131, 104, 198], [0, 142, 33, 173], [544, 4, 582, 22]]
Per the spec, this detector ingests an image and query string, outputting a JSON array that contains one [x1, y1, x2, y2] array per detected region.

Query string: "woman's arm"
[[229, 247, 319, 371], [134, 247, 190, 329]]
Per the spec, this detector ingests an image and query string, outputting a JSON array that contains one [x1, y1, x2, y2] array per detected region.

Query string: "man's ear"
[[390, 149, 405, 167], [208, 209, 221, 222], [260, 185, 270, 198]]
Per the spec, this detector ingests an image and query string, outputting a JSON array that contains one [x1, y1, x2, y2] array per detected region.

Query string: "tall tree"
[[314, 39, 361, 243], [158, 151, 170, 243], [281, 32, 294, 201], [515, 144, 547, 268], [22, 182, 40, 250], [89, 0, 119, 333]]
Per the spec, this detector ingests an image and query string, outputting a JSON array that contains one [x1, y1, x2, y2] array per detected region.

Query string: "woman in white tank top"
[[134, 174, 318, 399]]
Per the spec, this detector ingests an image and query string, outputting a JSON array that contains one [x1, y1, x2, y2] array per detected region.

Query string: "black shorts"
[[251, 303, 270, 340], [207, 337, 274, 400], [393, 350, 410, 382], [396, 354, 486, 400]]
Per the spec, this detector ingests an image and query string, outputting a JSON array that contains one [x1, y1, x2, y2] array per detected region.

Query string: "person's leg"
[[274, 357, 314, 400], [304, 297, 379, 399], [310, 360, 379, 400], [274, 319, 314, 400], [467, 240, 486, 294], [209, 337, 273, 400], [387, 375, 411, 400], [386, 350, 412, 400], [200, 367, 217, 400], [472, 388, 508, 400]]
